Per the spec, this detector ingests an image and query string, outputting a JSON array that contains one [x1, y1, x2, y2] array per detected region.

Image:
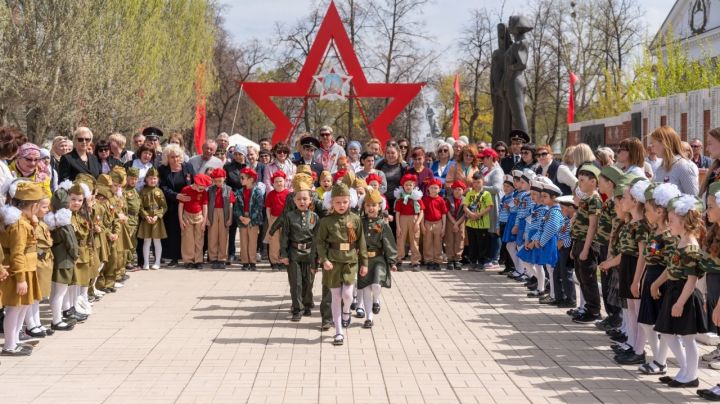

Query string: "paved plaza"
[[0, 264, 717, 403]]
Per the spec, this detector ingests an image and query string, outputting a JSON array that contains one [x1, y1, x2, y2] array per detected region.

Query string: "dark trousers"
[[228, 216, 238, 259], [553, 245, 575, 303], [572, 240, 601, 315], [466, 227, 488, 266], [488, 232, 500, 263], [598, 244, 620, 319], [320, 285, 332, 323], [287, 259, 315, 312], [499, 223, 514, 271]]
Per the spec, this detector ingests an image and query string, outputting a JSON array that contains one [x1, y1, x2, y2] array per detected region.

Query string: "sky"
[[221, 0, 678, 70]]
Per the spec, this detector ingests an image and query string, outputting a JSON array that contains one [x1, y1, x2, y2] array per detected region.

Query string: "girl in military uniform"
[[109, 168, 134, 285], [650, 194, 707, 388], [48, 182, 80, 331], [359, 188, 397, 328], [24, 195, 53, 338], [94, 175, 118, 293], [65, 180, 92, 323], [137, 167, 167, 270], [1, 181, 44, 356], [636, 183, 680, 375], [316, 183, 368, 346]]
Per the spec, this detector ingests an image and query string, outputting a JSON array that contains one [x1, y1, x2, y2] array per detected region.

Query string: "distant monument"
[[426, 105, 440, 138], [491, 15, 532, 144]]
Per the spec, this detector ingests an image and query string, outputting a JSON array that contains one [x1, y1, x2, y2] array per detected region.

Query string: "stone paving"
[[0, 264, 717, 403]]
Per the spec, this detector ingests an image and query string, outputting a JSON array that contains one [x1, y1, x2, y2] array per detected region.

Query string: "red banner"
[[451, 73, 460, 139], [567, 72, 578, 124], [194, 64, 206, 155]]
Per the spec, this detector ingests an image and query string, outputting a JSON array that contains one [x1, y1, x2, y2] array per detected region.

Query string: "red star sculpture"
[[241, 1, 424, 145]]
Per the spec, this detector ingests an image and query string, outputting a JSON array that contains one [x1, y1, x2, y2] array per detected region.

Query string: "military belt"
[[329, 242, 357, 251], [367, 249, 383, 258], [290, 240, 313, 250]]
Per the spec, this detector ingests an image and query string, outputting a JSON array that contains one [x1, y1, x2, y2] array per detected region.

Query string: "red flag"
[[567, 71, 578, 124], [194, 64, 207, 155], [451, 73, 461, 139]]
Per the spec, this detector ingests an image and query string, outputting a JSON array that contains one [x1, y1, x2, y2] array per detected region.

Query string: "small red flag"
[[194, 64, 207, 155], [567, 72, 578, 124], [451, 73, 461, 139]]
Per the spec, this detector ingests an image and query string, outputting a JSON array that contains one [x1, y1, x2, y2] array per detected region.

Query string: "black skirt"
[[607, 268, 623, 308], [638, 265, 665, 325], [618, 254, 638, 300], [654, 279, 708, 336]]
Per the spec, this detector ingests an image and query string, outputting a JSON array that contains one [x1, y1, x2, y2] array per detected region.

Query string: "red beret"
[[366, 173, 383, 185], [271, 170, 287, 182], [427, 178, 442, 188], [333, 169, 348, 183], [451, 180, 467, 190], [239, 167, 257, 181], [400, 173, 417, 185], [193, 174, 212, 187], [480, 148, 498, 159], [210, 168, 226, 179], [311, 172, 318, 182]]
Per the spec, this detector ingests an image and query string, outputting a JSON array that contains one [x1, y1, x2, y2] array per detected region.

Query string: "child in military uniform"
[[279, 173, 319, 321], [1, 182, 44, 356], [359, 188, 397, 328], [179, 174, 211, 269], [234, 168, 265, 271], [94, 175, 118, 293], [316, 183, 368, 346], [124, 168, 142, 272], [67, 175, 93, 320], [48, 183, 80, 331], [25, 194, 53, 338], [137, 167, 167, 270], [109, 168, 134, 286]]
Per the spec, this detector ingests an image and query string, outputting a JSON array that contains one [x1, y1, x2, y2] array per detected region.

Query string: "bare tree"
[[458, 9, 494, 140]]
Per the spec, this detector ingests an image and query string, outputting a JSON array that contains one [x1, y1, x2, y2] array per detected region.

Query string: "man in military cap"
[[500, 129, 531, 174], [293, 135, 324, 187], [142, 127, 164, 167], [279, 174, 320, 322]]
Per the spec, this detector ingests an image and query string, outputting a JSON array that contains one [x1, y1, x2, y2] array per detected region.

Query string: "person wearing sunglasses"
[[263, 142, 296, 190], [431, 141, 455, 192], [500, 130, 530, 174], [94, 139, 123, 175], [316, 125, 346, 173], [58, 126, 101, 182], [8, 142, 52, 198], [534, 144, 574, 196]]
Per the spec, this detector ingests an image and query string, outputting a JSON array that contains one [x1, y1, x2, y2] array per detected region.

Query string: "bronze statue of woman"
[[491, 23, 512, 142], [503, 15, 533, 135]]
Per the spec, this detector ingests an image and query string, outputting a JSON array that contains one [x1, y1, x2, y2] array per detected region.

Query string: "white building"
[[652, 0, 720, 61]]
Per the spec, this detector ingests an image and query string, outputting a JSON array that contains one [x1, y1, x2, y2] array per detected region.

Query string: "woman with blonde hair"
[[108, 132, 133, 164], [571, 143, 596, 172], [595, 147, 615, 167], [650, 125, 699, 195], [446, 144, 479, 187]]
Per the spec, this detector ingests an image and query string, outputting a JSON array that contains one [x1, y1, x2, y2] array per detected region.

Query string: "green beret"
[[330, 183, 350, 198], [127, 167, 140, 178], [600, 166, 625, 186], [577, 163, 600, 180], [709, 182, 720, 197]]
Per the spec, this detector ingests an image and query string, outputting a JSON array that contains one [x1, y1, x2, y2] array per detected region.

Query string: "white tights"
[[143, 238, 162, 268], [546, 265, 555, 298], [24, 301, 41, 330], [507, 242, 521, 273], [624, 299, 640, 351], [361, 284, 382, 321], [637, 323, 664, 362], [3, 305, 29, 350], [664, 333, 699, 382], [330, 285, 354, 336], [51, 282, 69, 325]]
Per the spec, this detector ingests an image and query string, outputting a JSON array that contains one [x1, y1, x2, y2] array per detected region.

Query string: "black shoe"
[[1, 346, 32, 356], [611, 344, 632, 354], [250, 264, 257, 271], [615, 352, 645, 365], [446, 262, 455, 271], [26, 327, 46, 338], [607, 328, 624, 337], [167, 260, 178, 267], [698, 389, 720, 401], [538, 296, 556, 305], [610, 334, 628, 344], [291, 311, 302, 322], [659, 376, 673, 384], [194, 263, 203, 269], [668, 378, 699, 388], [321, 321, 333, 331], [350, 301, 358, 311], [62, 317, 78, 326], [62, 308, 76, 318], [184, 263, 193, 269], [303, 308, 311, 316], [557, 300, 576, 308], [341, 313, 351, 328], [372, 302, 380, 314], [51, 321, 75, 331], [454, 261, 462, 270], [572, 312, 601, 323], [411, 264, 420, 272], [121, 275, 130, 282], [44, 327, 55, 336], [363, 319, 374, 328], [355, 308, 365, 318]]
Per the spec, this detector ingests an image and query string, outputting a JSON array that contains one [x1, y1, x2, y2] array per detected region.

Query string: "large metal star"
[[241, 1, 424, 145]]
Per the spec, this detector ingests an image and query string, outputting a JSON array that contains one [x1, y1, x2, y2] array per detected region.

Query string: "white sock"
[[143, 239, 152, 268], [664, 333, 686, 381], [356, 282, 364, 311], [371, 284, 381, 305], [3, 306, 21, 350], [24, 301, 38, 330], [331, 287, 342, 336], [507, 242, 520, 271], [638, 323, 660, 359], [153, 239, 162, 266], [535, 265, 544, 290], [681, 334, 699, 382], [626, 300, 639, 351], [51, 282, 69, 325], [362, 287, 374, 321], [620, 309, 628, 336], [342, 284, 354, 315], [546, 265, 555, 298]]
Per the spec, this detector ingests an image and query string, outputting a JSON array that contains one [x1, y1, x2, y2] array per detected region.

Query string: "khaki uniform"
[[95, 200, 117, 289], [316, 211, 368, 288], [137, 186, 167, 239], [359, 216, 397, 290], [181, 212, 205, 264], [422, 220, 444, 265], [396, 215, 421, 265], [35, 221, 54, 298], [124, 185, 141, 264], [109, 193, 133, 280], [72, 212, 93, 287], [279, 209, 319, 312], [1, 216, 42, 306]]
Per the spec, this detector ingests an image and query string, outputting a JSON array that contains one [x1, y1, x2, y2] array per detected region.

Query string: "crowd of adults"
[[0, 123, 716, 268]]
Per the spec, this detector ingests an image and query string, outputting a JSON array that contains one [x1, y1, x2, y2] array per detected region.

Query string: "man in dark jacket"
[[293, 136, 323, 186], [500, 129, 530, 174]]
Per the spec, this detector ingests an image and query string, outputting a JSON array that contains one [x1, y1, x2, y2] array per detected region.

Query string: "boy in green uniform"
[[316, 183, 368, 345], [124, 168, 142, 272], [279, 174, 319, 322]]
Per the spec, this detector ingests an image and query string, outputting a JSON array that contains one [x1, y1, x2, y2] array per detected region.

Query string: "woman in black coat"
[[58, 127, 101, 181], [94, 139, 123, 174], [158, 144, 195, 266]]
